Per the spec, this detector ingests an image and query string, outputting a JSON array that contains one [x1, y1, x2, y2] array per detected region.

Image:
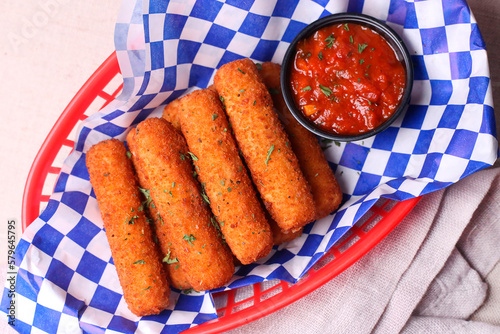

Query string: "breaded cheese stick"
[[127, 117, 234, 291], [86, 139, 170, 316], [214, 58, 316, 232], [269, 219, 303, 245], [175, 89, 273, 264], [162, 99, 182, 131], [128, 152, 192, 290], [259, 62, 343, 219]]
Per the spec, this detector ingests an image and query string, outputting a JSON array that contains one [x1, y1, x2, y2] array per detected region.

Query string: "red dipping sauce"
[[290, 23, 406, 136]]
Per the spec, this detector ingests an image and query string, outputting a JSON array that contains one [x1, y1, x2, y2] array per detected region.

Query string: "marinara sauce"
[[290, 23, 406, 135]]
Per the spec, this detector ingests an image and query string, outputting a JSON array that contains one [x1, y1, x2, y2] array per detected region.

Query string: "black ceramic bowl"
[[281, 13, 413, 142]]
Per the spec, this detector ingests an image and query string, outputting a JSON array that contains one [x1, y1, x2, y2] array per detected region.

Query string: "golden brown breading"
[[259, 62, 343, 219], [148, 204, 193, 290], [127, 117, 234, 291], [214, 58, 316, 233], [86, 139, 170, 316], [175, 89, 273, 265], [162, 99, 182, 131], [269, 218, 303, 245], [127, 149, 192, 290]]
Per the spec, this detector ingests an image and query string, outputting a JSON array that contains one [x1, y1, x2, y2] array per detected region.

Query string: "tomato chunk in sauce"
[[291, 22, 406, 135]]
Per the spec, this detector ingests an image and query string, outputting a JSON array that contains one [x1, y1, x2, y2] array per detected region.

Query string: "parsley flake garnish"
[[325, 34, 335, 48], [202, 192, 210, 204], [212, 114, 218, 121], [127, 214, 139, 225], [162, 251, 179, 264], [237, 68, 245, 74], [349, 35, 353, 45], [157, 212, 164, 226], [138, 187, 154, 211], [133, 260, 146, 264], [319, 84, 333, 97], [302, 86, 312, 92], [358, 43, 368, 53], [187, 152, 198, 161], [183, 234, 196, 246], [318, 51, 323, 60], [265, 145, 275, 166], [344, 23, 349, 31], [219, 96, 226, 109]]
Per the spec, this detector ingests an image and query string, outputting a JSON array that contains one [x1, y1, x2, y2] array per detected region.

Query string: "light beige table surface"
[[0, 1, 498, 333]]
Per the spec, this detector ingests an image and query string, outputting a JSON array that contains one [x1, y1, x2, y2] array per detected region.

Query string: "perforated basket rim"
[[21, 52, 420, 333]]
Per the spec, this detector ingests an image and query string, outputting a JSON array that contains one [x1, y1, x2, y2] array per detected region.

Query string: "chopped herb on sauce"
[[325, 34, 335, 48], [319, 84, 333, 97], [358, 43, 368, 53]]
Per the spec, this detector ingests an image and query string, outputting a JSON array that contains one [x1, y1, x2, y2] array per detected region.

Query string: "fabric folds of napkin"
[[228, 166, 500, 334]]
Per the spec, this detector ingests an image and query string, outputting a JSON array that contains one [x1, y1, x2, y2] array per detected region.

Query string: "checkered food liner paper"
[[3, 0, 498, 333]]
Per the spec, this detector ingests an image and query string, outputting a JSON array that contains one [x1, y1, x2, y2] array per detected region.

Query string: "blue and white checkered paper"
[[3, 0, 498, 333]]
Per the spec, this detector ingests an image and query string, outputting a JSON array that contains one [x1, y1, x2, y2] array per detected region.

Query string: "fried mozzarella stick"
[[162, 99, 182, 131], [128, 153, 192, 290], [176, 89, 273, 264], [86, 139, 170, 316], [127, 118, 234, 291], [214, 58, 316, 232], [269, 219, 303, 245], [259, 62, 343, 219]]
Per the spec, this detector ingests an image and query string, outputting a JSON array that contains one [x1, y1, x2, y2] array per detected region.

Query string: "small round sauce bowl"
[[281, 13, 413, 142]]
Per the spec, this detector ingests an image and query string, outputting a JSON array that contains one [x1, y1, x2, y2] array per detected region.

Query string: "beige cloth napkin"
[[228, 166, 500, 333]]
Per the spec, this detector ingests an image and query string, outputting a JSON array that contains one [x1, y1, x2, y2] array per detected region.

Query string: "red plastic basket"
[[22, 52, 420, 332]]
